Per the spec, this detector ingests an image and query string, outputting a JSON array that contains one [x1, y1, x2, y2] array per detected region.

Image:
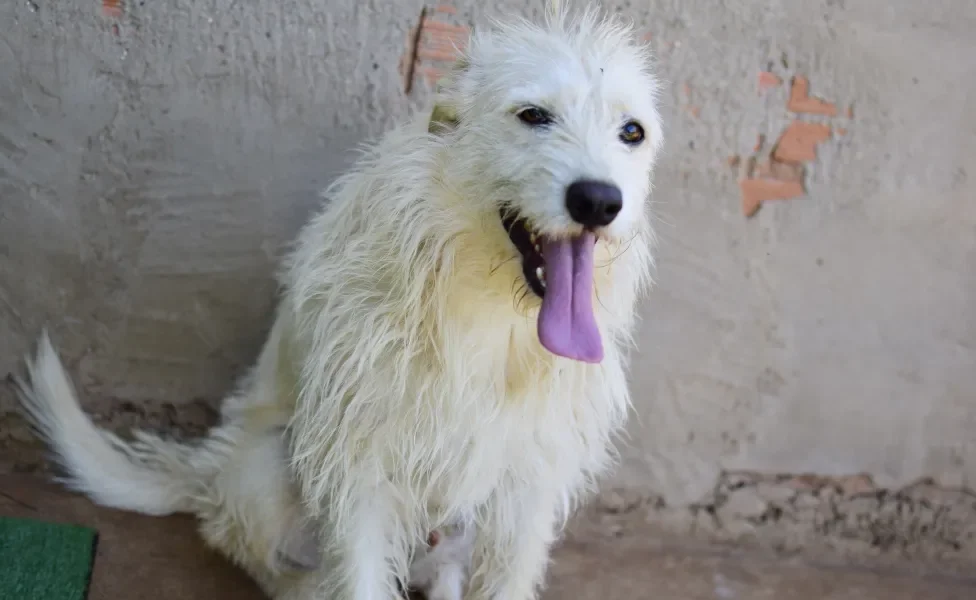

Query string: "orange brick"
[[787, 76, 838, 116], [423, 20, 469, 35], [102, 0, 123, 18], [755, 158, 804, 182], [758, 71, 782, 93], [739, 177, 805, 217], [772, 120, 831, 164], [753, 133, 765, 153]]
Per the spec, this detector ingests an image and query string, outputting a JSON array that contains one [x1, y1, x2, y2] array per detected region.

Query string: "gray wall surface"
[[2, 0, 975, 563]]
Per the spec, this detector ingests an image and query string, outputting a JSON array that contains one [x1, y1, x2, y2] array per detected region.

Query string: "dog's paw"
[[406, 524, 474, 600]]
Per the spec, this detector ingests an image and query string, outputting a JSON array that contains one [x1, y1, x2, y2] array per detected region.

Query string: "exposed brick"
[[758, 71, 782, 93], [102, 0, 123, 18], [402, 6, 469, 94], [773, 120, 832, 164], [787, 76, 838, 116], [739, 177, 805, 217], [753, 133, 766, 153], [755, 157, 804, 182]]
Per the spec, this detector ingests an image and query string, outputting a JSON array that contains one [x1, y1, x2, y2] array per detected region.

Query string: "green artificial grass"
[[0, 516, 97, 600]]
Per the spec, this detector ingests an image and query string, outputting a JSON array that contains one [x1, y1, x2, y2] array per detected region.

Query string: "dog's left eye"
[[619, 121, 645, 145], [516, 106, 554, 127]]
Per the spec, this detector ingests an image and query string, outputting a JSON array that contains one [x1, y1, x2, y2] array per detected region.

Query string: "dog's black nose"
[[565, 180, 623, 228]]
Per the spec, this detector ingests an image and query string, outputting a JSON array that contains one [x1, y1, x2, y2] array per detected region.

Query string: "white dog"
[[13, 2, 663, 599]]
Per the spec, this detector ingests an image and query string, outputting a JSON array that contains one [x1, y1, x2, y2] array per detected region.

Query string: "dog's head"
[[431, 2, 663, 363]]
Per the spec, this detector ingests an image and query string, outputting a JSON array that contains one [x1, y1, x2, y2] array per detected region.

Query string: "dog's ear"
[[428, 103, 459, 135], [427, 57, 468, 135], [545, 0, 563, 21]]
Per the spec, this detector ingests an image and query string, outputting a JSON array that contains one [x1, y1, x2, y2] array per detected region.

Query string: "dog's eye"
[[516, 106, 554, 127], [619, 121, 645, 145]]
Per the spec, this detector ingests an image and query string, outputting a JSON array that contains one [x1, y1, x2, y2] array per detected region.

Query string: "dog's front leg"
[[466, 488, 559, 600], [319, 481, 404, 600]]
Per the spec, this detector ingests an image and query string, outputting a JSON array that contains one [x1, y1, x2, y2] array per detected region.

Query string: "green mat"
[[0, 516, 98, 600]]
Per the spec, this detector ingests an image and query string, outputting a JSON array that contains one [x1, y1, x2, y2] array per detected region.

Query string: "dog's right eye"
[[516, 106, 554, 127]]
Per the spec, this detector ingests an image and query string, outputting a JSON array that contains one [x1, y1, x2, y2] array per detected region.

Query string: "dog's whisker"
[[512, 280, 531, 312], [510, 276, 523, 298], [596, 232, 639, 268], [489, 255, 519, 276], [650, 212, 676, 230], [594, 285, 612, 315]]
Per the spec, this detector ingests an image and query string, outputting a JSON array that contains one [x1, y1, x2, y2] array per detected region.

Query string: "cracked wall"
[[590, 472, 976, 577]]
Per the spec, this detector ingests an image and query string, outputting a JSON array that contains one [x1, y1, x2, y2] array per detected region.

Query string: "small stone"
[[719, 488, 768, 520], [837, 473, 875, 496], [786, 474, 826, 491], [793, 492, 822, 510], [756, 482, 797, 504], [599, 488, 643, 514]]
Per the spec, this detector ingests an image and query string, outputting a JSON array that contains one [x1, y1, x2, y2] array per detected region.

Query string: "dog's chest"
[[421, 360, 609, 517], [377, 315, 628, 519]]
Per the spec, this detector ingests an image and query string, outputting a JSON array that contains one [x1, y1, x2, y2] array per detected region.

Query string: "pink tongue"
[[537, 232, 604, 363]]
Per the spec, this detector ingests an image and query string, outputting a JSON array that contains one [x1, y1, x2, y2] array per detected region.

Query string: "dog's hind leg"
[[192, 427, 323, 583]]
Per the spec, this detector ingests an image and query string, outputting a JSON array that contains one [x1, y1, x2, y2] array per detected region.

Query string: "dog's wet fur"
[[13, 2, 663, 599]]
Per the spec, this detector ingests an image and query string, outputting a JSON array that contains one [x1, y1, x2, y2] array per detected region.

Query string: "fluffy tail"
[[11, 332, 216, 516]]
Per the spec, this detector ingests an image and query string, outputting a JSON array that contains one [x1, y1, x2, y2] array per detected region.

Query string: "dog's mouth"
[[500, 208, 604, 363], [501, 211, 548, 299]]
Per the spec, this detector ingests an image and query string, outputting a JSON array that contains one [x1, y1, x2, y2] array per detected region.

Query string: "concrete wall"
[[2, 0, 975, 562]]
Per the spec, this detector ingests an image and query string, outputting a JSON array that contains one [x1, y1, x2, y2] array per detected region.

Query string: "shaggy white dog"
[[13, 2, 663, 599]]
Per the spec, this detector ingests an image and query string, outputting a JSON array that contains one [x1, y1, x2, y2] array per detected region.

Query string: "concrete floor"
[[2, 0, 976, 587], [4, 475, 976, 600]]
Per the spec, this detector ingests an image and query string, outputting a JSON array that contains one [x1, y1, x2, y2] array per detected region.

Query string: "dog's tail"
[[11, 332, 219, 516]]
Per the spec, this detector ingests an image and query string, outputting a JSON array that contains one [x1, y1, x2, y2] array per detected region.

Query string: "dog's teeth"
[[534, 244, 541, 253], [536, 266, 544, 282]]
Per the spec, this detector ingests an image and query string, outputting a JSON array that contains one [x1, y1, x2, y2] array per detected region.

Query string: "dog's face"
[[434, 8, 663, 362]]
